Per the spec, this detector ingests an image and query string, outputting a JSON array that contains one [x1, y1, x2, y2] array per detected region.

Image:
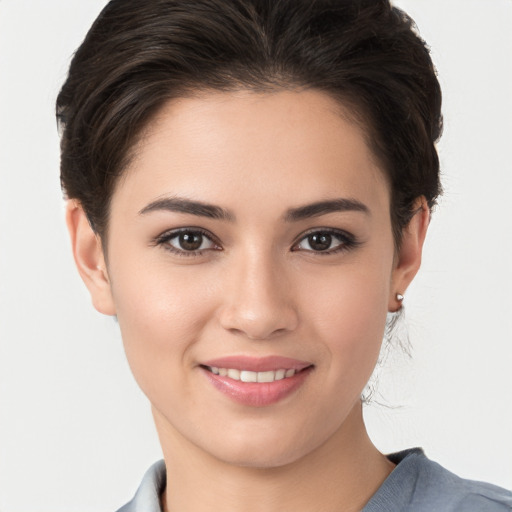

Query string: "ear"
[[388, 197, 430, 312], [66, 200, 116, 316]]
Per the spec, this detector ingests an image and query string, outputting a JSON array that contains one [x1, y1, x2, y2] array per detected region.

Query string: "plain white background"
[[0, 1, 511, 510]]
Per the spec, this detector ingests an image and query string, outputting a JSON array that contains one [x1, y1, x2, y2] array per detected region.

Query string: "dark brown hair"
[[57, 0, 442, 243]]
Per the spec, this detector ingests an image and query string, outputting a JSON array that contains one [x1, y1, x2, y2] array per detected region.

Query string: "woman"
[[56, 0, 512, 510]]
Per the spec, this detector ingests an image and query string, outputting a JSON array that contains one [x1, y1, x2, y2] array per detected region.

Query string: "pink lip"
[[200, 356, 314, 408], [201, 355, 312, 372]]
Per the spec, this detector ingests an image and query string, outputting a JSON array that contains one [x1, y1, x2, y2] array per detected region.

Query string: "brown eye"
[[159, 229, 219, 254], [307, 233, 332, 251], [293, 229, 356, 254], [178, 232, 204, 251]]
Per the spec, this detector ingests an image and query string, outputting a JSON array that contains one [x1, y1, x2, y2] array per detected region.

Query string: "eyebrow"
[[138, 196, 369, 222], [284, 198, 370, 222], [139, 197, 235, 221]]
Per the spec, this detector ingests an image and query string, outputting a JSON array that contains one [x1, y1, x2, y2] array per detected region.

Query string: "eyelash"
[[291, 228, 360, 255], [154, 227, 359, 257], [154, 228, 221, 258]]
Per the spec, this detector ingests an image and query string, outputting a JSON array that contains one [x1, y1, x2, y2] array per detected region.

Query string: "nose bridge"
[[219, 245, 298, 340]]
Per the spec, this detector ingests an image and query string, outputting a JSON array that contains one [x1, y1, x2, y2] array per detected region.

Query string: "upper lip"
[[201, 355, 312, 372]]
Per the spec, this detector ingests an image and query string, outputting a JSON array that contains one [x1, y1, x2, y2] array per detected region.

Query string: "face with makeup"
[[68, 89, 427, 469]]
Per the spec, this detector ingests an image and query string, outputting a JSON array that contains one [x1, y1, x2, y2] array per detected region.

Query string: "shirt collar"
[[116, 459, 166, 512]]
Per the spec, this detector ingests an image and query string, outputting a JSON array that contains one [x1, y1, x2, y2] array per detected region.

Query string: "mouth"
[[199, 356, 314, 407], [201, 365, 307, 383]]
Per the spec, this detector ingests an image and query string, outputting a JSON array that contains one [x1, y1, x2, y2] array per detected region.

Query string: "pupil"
[[309, 233, 331, 251], [180, 232, 202, 251]]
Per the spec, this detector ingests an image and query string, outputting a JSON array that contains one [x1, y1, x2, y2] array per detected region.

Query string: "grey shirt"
[[116, 448, 512, 511]]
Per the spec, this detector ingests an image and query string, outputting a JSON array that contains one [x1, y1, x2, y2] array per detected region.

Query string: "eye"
[[292, 229, 357, 254], [156, 228, 220, 256]]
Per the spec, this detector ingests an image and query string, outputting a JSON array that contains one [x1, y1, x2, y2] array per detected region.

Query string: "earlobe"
[[65, 200, 116, 316], [389, 197, 430, 312]]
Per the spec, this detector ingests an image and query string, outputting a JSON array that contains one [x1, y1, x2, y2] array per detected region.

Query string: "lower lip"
[[201, 367, 313, 407]]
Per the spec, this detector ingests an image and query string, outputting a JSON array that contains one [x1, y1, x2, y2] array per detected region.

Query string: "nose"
[[218, 251, 299, 340]]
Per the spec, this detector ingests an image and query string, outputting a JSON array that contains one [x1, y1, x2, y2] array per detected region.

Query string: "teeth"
[[208, 367, 298, 382], [257, 371, 275, 383], [275, 369, 286, 380], [240, 370, 257, 382], [227, 368, 240, 380]]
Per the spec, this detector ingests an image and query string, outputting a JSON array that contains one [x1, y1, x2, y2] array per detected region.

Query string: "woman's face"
[[72, 90, 424, 468]]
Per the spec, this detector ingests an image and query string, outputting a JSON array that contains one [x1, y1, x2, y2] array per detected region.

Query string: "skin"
[[67, 89, 429, 512]]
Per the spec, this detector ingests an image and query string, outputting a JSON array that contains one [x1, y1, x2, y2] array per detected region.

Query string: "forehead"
[[116, 89, 389, 215]]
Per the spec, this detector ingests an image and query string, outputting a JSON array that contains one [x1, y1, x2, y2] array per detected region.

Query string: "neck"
[[155, 402, 394, 512]]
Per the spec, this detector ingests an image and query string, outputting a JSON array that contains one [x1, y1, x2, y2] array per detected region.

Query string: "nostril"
[[245, 327, 288, 340]]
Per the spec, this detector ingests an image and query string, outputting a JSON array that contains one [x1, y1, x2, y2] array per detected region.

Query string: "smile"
[[200, 357, 314, 407], [205, 366, 299, 383]]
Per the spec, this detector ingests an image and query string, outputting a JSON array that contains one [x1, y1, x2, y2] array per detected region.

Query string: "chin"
[[215, 446, 306, 470], [201, 426, 326, 470]]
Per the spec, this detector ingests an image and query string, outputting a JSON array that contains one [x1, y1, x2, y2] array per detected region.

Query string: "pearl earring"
[[396, 293, 404, 302]]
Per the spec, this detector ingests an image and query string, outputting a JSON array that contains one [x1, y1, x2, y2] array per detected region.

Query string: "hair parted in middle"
[[57, 0, 442, 244]]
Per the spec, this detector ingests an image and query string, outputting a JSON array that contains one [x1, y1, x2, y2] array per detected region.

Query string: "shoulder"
[[364, 448, 512, 512], [115, 452, 512, 512]]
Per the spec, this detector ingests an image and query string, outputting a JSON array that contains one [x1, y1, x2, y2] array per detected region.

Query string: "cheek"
[[108, 260, 216, 392], [112, 252, 214, 328], [303, 258, 392, 382]]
